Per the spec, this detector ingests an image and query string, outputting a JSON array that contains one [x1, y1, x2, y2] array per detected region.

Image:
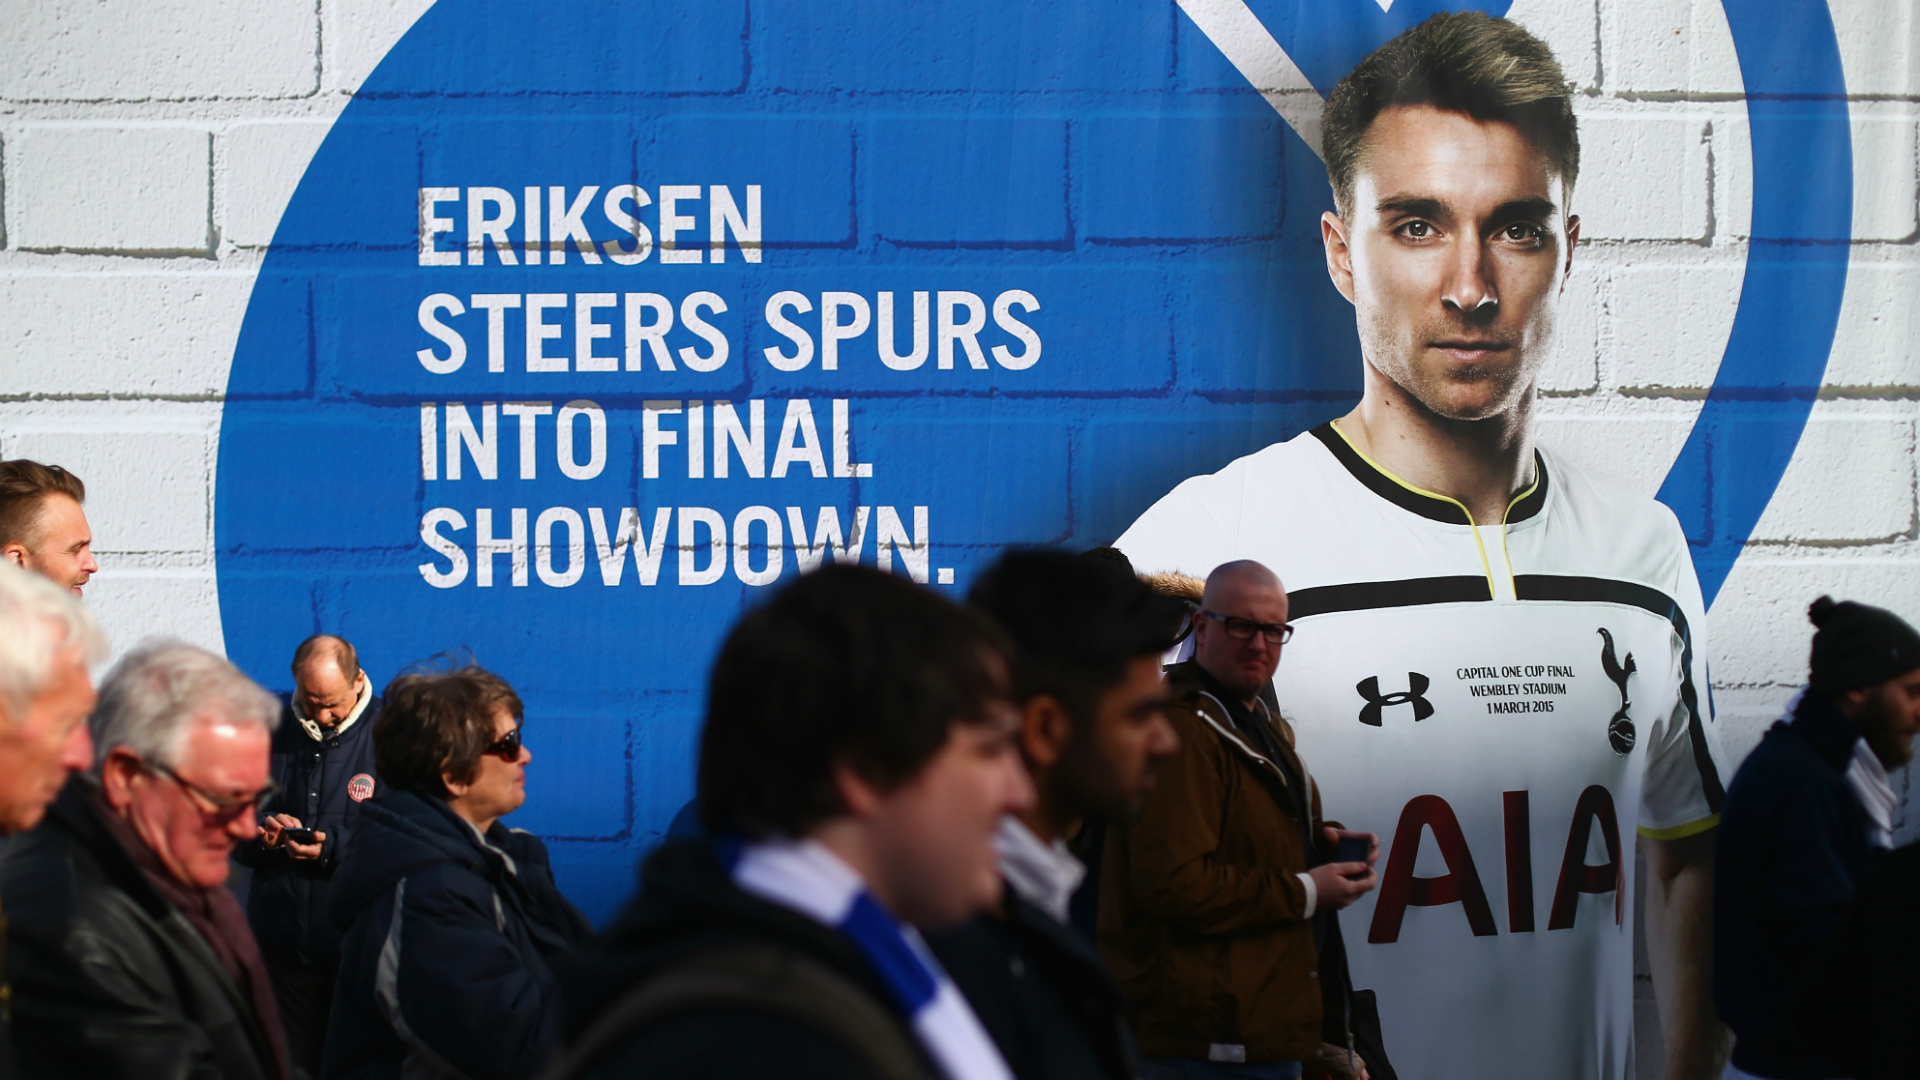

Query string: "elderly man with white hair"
[[0, 640, 290, 1080], [0, 561, 106, 834]]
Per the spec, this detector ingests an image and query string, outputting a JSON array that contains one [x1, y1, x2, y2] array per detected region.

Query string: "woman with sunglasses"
[[323, 659, 590, 1080]]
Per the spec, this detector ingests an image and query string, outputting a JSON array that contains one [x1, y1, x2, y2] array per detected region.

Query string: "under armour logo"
[[1357, 673, 1434, 727], [1598, 628, 1637, 756]]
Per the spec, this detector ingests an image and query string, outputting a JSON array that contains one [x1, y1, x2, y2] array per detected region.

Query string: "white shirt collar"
[[1845, 738, 1897, 850], [994, 816, 1085, 923]]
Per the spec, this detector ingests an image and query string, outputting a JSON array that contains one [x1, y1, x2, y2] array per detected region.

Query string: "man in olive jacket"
[[1101, 561, 1376, 1078]]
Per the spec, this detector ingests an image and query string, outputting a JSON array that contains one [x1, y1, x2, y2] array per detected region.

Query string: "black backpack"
[[542, 942, 937, 1080]]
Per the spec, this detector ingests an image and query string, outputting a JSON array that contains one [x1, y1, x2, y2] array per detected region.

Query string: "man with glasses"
[[1102, 561, 1377, 1080], [235, 634, 384, 1079], [0, 640, 290, 1080]]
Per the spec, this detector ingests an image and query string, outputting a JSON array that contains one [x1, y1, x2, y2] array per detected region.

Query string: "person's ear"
[[1838, 686, 1872, 718], [1322, 210, 1357, 304], [440, 758, 472, 799], [100, 747, 142, 810], [831, 760, 883, 819], [1561, 213, 1581, 292], [1, 543, 26, 569], [1020, 696, 1072, 771]]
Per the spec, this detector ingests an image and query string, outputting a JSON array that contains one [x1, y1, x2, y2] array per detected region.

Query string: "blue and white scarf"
[[724, 837, 1013, 1080]]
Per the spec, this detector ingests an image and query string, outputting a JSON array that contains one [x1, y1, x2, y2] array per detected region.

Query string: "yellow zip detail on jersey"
[[1328, 419, 1496, 599], [1636, 814, 1720, 841], [1496, 471, 1542, 599]]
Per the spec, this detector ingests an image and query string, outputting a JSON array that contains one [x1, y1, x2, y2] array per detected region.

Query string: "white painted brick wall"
[[8, 127, 212, 253], [1604, 254, 1745, 391], [0, 0, 318, 101], [1750, 412, 1915, 543], [1572, 111, 1714, 242], [1601, 0, 1746, 96], [0, 274, 252, 397], [219, 121, 334, 247]]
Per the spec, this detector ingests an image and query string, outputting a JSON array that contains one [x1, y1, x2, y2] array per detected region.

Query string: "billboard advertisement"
[[214, 1, 1858, 1074]]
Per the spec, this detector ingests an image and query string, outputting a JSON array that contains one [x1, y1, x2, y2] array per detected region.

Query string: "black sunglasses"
[[484, 725, 524, 761], [1200, 609, 1293, 645]]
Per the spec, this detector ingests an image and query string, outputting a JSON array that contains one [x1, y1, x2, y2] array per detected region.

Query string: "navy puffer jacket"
[[322, 789, 591, 1080], [234, 693, 382, 965]]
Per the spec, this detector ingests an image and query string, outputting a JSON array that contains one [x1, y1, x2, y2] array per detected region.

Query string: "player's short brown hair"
[[0, 461, 86, 549], [1322, 11, 1578, 218]]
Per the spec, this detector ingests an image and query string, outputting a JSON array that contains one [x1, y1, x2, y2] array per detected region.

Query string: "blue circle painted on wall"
[[219, 0, 1849, 919]]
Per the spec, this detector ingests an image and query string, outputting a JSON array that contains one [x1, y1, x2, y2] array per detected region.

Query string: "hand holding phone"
[[282, 827, 318, 845]]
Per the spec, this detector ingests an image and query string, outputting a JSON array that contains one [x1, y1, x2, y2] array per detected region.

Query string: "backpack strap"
[[541, 942, 936, 1080]]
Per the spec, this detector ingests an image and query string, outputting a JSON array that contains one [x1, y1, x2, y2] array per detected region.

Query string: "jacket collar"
[[1790, 689, 1865, 771], [292, 677, 374, 743], [994, 816, 1083, 924], [45, 775, 173, 921], [1166, 662, 1293, 791]]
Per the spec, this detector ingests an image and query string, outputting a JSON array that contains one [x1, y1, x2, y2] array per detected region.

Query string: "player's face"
[[1322, 104, 1579, 422]]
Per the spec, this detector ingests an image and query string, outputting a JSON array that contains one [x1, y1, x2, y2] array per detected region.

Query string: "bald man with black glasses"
[[1101, 560, 1379, 1080]]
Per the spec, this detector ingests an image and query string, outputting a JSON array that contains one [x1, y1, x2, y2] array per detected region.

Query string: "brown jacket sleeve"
[[1122, 703, 1311, 934]]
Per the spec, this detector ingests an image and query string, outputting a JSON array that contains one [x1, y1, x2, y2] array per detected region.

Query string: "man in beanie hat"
[[1713, 596, 1920, 1080]]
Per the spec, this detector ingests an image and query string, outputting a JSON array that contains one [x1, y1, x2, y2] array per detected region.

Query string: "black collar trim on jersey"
[[1288, 576, 1493, 620], [1308, 422, 1552, 526]]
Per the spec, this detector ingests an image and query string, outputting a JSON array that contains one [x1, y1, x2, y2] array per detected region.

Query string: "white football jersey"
[[1117, 421, 1728, 1080]]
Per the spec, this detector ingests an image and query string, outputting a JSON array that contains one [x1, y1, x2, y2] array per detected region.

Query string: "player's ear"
[[1562, 214, 1581, 291], [1322, 211, 1356, 304]]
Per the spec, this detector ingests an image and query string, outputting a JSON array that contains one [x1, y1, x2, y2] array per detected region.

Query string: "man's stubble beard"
[[1857, 690, 1917, 770], [1355, 302, 1554, 426]]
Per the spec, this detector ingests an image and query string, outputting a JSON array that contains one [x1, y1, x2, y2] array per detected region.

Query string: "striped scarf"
[[724, 838, 1013, 1080]]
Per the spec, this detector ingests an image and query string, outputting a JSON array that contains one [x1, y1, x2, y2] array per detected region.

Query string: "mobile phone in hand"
[[282, 828, 319, 845], [1333, 835, 1369, 875]]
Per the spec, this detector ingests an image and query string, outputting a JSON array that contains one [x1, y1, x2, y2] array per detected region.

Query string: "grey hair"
[[90, 639, 279, 771], [0, 561, 108, 721]]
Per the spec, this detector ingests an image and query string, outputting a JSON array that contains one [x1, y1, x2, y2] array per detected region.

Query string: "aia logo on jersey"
[[348, 773, 376, 802], [1367, 787, 1625, 944], [1356, 672, 1433, 727], [1598, 629, 1636, 756]]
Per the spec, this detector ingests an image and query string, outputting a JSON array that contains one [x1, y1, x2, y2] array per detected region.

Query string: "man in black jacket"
[[236, 634, 383, 1079], [1800, 840, 1920, 1080], [1716, 596, 1920, 1080], [554, 565, 1034, 1080], [922, 549, 1182, 1080], [0, 640, 289, 1080]]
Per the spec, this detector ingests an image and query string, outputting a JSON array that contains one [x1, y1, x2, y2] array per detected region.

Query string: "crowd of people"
[[2, 11, 1916, 1080], [2, 451, 1916, 1080]]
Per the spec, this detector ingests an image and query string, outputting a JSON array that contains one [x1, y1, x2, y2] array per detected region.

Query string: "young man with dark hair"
[[1716, 597, 1920, 1080], [922, 548, 1183, 1080], [553, 564, 1032, 1080], [0, 459, 97, 596], [1119, 12, 1728, 1080]]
